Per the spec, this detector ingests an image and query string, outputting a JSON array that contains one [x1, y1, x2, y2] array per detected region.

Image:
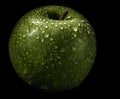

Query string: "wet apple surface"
[[9, 5, 96, 92]]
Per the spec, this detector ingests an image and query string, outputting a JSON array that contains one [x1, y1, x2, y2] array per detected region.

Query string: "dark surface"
[[1, 0, 113, 98]]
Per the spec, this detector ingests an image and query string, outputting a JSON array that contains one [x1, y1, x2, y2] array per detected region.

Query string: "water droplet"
[[88, 31, 90, 34], [81, 20, 85, 22], [57, 56, 61, 59], [36, 36, 39, 39], [59, 23, 62, 25], [46, 21, 48, 24], [50, 58, 52, 61], [72, 33, 77, 37], [62, 36, 64, 39], [50, 38, 53, 41], [58, 61, 62, 65], [40, 23, 43, 26], [41, 85, 48, 89], [67, 16, 71, 19], [74, 61, 78, 64], [23, 69, 27, 74], [78, 23, 80, 26], [41, 62, 45, 65], [42, 30, 45, 33], [54, 46, 58, 49], [69, 57, 72, 60], [23, 34, 26, 37], [26, 28, 29, 32], [26, 52, 29, 55], [78, 39, 82, 43], [45, 34, 49, 38], [73, 27, 78, 32], [68, 25, 71, 28], [64, 22, 66, 25], [51, 23, 54, 25], [72, 47, 76, 51], [45, 26, 48, 29], [60, 27, 64, 30], [60, 48, 65, 53], [43, 19, 46, 22], [55, 24, 57, 27], [51, 63, 54, 66], [41, 39, 44, 42]]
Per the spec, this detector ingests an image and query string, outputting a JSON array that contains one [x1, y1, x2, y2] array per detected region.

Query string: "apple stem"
[[59, 11, 68, 20]]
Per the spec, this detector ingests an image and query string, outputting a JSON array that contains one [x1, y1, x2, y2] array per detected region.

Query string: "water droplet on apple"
[[88, 30, 90, 34], [51, 23, 54, 25], [67, 25, 71, 28], [45, 34, 49, 38], [72, 47, 76, 51], [26, 52, 29, 55], [41, 85, 48, 90], [41, 62, 45, 66], [81, 20, 85, 23], [59, 22, 62, 25], [78, 23, 80, 26], [45, 26, 48, 29], [72, 33, 77, 38], [62, 36, 64, 39], [67, 16, 71, 19], [60, 27, 64, 30], [55, 24, 58, 27], [78, 39, 82, 43], [73, 27, 78, 32], [26, 28, 29, 32], [64, 22, 67, 25], [36, 36, 39, 39], [57, 56, 61, 59], [60, 48, 66, 53], [51, 63, 54, 66], [50, 57, 53, 61], [40, 23, 43, 26], [42, 30, 45, 33], [54, 45, 58, 49], [41, 39, 44, 42], [43, 19, 46, 22], [23, 34, 26, 37], [50, 38, 53, 41]]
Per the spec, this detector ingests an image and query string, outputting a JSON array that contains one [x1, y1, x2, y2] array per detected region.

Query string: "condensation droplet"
[[62, 36, 64, 39], [60, 27, 64, 30], [26, 52, 29, 55], [58, 61, 62, 65], [55, 24, 57, 27], [50, 57, 53, 61], [42, 30, 45, 33], [51, 23, 54, 25], [59, 22, 62, 25], [60, 48, 65, 53], [26, 28, 29, 32], [78, 39, 82, 43], [23, 69, 27, 74], [43, 19, 46, 22], [78, 23, 80, 26], [36, 36, 39, 39], [41, 85, 48, 90], [88, 31, 90, 34], [72, 47, 76, 51], [41, 39, 44, 42], [73, 27, 78, 32], [57, 56, 61, 59], [40, 23, 43, 26], [45, 26, 48, 29], [67, 16, 71, 19], [69, 57, 72, 60], [51, 63, 54, 66], [23, 34, 26, 37], [45, 34, 49, 38], [64, 22, 67, 25], [72, 33, 77, 37], [81, 20, 85, 22], [54, 45, 58, 49], [50, 38, 53, 41], [68, 25, 71, 28], [41, 62, 45, 65]]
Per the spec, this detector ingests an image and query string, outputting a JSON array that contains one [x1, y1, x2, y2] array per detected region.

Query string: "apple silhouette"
[[9, 5, 96, 92]]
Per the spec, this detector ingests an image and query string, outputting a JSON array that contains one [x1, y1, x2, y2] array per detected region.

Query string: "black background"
[[0, 0, 115, 98]]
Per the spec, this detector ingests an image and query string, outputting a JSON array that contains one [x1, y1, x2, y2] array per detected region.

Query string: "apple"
[[9, 5, 96, 92]]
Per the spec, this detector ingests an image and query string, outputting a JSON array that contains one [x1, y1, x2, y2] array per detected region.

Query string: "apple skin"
[[9, 5, 96, 92]]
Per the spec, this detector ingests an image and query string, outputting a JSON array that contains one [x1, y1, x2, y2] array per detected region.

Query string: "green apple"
[[9, 5, 96, 92]]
